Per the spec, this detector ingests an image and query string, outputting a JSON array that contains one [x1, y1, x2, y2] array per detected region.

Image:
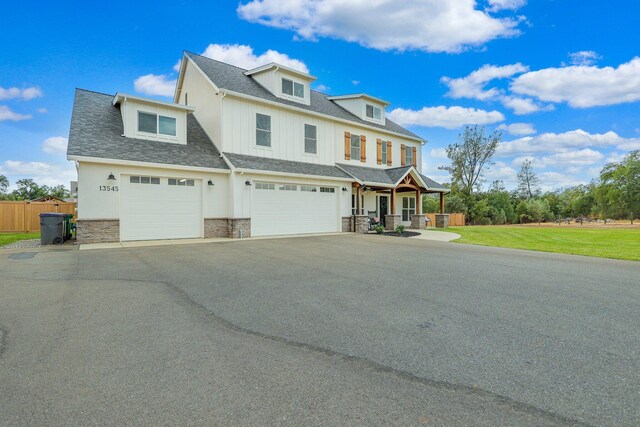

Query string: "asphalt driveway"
[[1, 235, 638, 426]]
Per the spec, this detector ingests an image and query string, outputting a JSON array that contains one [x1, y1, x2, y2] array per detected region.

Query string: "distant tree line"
[[0, 176, 71, 201], [423, 126, 640, 225]]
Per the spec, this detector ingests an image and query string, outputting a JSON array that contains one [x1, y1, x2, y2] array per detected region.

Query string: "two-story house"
[[67, 51, 449, 243]]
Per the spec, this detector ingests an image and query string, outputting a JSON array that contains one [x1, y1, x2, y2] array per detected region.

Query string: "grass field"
[[446, 226, 640, 261], [0, 233, 40, 247]]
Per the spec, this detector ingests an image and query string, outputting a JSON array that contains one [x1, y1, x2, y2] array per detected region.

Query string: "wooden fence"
[[0, 201, 76, 233], [426, 213, 466, 226]]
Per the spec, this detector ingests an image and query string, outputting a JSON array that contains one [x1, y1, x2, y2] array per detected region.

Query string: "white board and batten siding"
[[251, 181, 341, 237]]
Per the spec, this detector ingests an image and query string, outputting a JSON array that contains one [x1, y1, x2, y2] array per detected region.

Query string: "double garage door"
[[252, 182, 340, 237], [120, 175, 202, 241]]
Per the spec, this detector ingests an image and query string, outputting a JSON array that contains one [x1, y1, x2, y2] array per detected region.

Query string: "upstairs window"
[[381, 141, 388, 165], [366, 104, 382, 120], [405, 146, 414, 166], [138, 112, 176, 136], [304, 124, 317, 154], [256, 113, 271, 147], [350, 134, 360, 160], [282, 78, 304, 98]]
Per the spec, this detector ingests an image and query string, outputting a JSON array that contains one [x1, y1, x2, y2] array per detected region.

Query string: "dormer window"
[[366, 104, 382, 120], [138, 111, 177, 137], [282, 78, 304, 98]]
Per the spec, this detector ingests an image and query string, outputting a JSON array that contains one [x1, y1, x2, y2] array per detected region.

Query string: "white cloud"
[[237, 0, 524, 53], [351, 80, 360, 86], [497, 129, 638, 157], [567, 50, 601, 66], [314, 83, 330, 93], [500, 95, 554, 114], [510, 57, 640, 107], [37, 108, 48, 114], [486, 0, 527, 12], [42, 136, 68, 154], [538, 172, 587, 190], [0, 105, 31, 121], [0, 86, 43, 101], [134, 74, 177, 97], [199, 43, 309, 73], [388, 106, 504, 129], [485, 161, 518, 183], [429, 147, 448, 159], [0, 160, 76, 188], [497, 122, 536, 135], [534, 149, 605, 167], [441, 63, 528, 100]]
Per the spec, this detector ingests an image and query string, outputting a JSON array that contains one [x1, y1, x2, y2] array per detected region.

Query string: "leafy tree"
[[0, 175, 8, 194], [597, 151, 640, 223], [422, 194, 439, 213], [11, 179, 49, 200], [469, 198, 492, 225], [439, 125, 501, 195], [49, 185, 71, 199], [444, 194, 468, 214], [517, 159, 540, 199]]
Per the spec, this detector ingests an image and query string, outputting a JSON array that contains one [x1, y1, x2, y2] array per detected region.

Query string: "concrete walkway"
[[411, 229, 461, 242]]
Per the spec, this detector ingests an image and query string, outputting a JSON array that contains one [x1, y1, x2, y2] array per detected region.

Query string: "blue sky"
[[1, 0, 639, 191]]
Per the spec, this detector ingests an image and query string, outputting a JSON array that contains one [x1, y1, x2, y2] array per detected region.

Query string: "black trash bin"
[[40, 213, 70, 245]]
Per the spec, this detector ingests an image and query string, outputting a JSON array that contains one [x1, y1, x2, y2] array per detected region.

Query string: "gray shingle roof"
[[186, 52, 423, 141], [337, 163, 447, 191], [224, 153, 351, 179], [67, 89, 229, 170]]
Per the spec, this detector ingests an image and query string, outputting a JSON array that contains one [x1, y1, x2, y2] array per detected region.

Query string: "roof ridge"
[[76, 88, 114, 97], [185, 51, 250, 72]]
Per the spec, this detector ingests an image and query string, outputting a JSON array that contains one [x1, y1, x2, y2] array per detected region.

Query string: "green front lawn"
[[0, 233, 40, 247], [446, 226, 640, 261]]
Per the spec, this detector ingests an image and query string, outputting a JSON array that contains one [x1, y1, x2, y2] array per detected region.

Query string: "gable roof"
[[67, 89, 229, 170], [224, 153, 352, 180], [337, 163, 448, 192], [184, 52, 422, 141]]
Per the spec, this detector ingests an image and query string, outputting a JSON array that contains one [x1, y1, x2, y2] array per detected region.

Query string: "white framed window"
[[138, 111, 177, 136], [402, 197, 416, 221], [381, 141, 388, 164], [168, 178, 194, 186], [282, 78, 304, 98], [304, 124, 317, 154], [300, 185, 317, 192], [256, 113, 271, 147], [320, 187, 335, 193], [130, 176, 160, 185], [405, 147, 414, 166], [278, 184, 297, 191], [350, 134, 360, 160], [255, 182, 275, 190], [366, 104, 382, 120]]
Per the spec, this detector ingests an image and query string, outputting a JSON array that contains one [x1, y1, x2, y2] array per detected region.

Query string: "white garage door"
[[120, 175, 202, 241], [252, 182, 340, 236]]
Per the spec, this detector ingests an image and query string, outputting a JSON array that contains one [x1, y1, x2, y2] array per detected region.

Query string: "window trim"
[[381, 141, 388, 165], [405, 146, 414, 166], [350, 134, 360, 161], [401, 197, 416, 222], [282, 78, 305, 99], [256, 113, 271, 147], [137, 111, 177, 137], [304, 124, 317, 154], [365, 104, 382, 120]]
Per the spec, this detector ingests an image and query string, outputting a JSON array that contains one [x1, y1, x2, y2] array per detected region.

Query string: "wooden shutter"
[[412, 146, 417, 167], [344, 132, 351, 160], [387, 141, 392, 166], [360, 135, 366, 162], [376, 139, 382, 165], [401, 144, 406, 166]]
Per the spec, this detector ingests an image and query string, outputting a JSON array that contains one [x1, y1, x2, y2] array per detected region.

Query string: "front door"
[[379, 195, 389, 226]]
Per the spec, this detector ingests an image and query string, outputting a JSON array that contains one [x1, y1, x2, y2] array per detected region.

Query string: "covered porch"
[[337, 164, 450, 232]]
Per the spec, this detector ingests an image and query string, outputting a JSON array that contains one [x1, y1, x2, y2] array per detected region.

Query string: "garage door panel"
[[120, 176, 202, 241], [252, 183, 339, 236]]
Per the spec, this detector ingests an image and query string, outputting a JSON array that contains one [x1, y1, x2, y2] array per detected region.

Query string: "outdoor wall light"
[[107, 173, 116, 180], [245, 180, 252, 186], [342, 187, 348, 191], [208, 179, 215, 186]]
